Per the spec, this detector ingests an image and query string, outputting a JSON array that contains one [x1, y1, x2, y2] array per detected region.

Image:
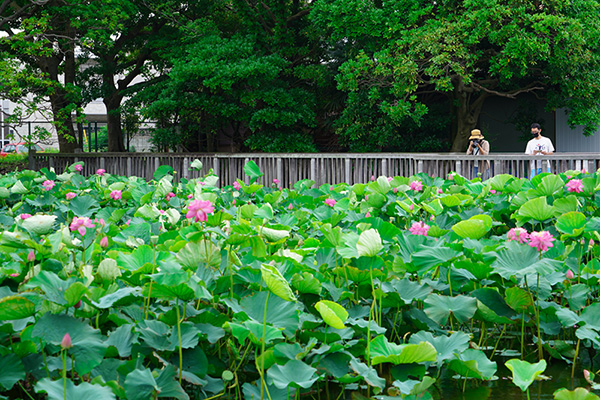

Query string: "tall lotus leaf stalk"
[[259, 264, 295, 400], [175, 299, 183, 384]]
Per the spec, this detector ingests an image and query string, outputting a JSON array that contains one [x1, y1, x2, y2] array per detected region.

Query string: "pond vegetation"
[[1, 161, 600, 400]]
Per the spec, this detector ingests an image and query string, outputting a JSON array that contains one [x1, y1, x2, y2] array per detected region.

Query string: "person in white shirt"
[[525, 123, 554, 177]]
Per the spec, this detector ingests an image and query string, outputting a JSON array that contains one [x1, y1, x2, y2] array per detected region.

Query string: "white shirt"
[[525, 136, 554, 169]]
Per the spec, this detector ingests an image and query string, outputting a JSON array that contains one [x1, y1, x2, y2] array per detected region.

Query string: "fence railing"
[[31, 152, 600, 187]]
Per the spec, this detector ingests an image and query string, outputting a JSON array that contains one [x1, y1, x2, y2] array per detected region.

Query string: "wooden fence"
[[31, 152, 600, 187]]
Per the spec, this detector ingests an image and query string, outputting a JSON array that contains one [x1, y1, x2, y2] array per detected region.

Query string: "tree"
[[136, 0, 328, 152], [0, 0, 84, 152], [312, 0, 600, 152]]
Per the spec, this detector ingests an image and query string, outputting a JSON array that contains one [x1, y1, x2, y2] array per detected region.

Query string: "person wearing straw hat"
[[466, 129, 490, 179]]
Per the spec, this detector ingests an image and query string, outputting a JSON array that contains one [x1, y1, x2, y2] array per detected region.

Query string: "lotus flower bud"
[[61, 333, 72, 349], [566, 269, 575, 280], [27, 250, 34, 262], [100, 236, 109, 248]]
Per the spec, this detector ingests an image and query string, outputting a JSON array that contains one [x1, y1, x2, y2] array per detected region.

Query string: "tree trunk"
[[104, 93, 126, 152], [450, 77, 489, 152]]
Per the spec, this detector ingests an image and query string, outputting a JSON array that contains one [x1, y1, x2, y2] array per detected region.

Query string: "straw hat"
[[469, 129, 484, 140]]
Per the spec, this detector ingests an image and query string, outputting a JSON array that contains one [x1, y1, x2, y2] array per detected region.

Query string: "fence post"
[[27, 149, 36, 170], [127, 157, 132, 177], [455, 160, 461, 176], [154, 157, 160, 173], [183, 158, 189, 180], [345, 158, 351, 185], [244, 158, 249, 184], [382, 159, 388, 177], [417, 160, 424, 174], [213, 156, 219, 182], [310, 158, 316, 183], [277, 157, 282, 186], [49, 156, 54, 170], [100, 157, 105, 171]]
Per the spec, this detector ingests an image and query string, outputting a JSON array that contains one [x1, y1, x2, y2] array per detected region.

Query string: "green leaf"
[[64, 282, 89, 307], [447, 349, 497, 380], [517, 197, 555, 223], [553, 388, 600, 400], [68, 195, 100, 218], [369, 335, 437, 365], [32, 314, 107, 375], [176, 240, 221, 268], [451, 214, 492, 239], [261, 264, 296, 302], [291, 272, 321, 295], [315, 300, 348, 329], [424, 294, 477, 325], [244, 160, 264, 184], [153, 165, 174, 181], [124, 368, 159, 400], [0, 354, 25, 391], [534, 175, 564, 196], [556, 211, 586, 238], [35, 378, 116, 400], [267, 360, 318, 389], [0, 295, 35, 320], [409, 331, 470, 364], [505, 359, 547, 392], [356, 228, 383, 257]]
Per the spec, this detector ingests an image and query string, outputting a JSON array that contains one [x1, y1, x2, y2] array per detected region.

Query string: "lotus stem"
[[261, 291, 271, 400], [572, 338, 581, 378], [536, 273, 543, 360], [62, 349, 67, 400], [175, 299, 183, 384]]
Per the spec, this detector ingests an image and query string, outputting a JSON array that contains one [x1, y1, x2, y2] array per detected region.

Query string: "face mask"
[[531, 131, 538, 137]]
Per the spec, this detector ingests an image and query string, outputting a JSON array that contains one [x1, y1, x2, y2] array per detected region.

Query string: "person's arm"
[[541, 140, 554, 155], [480, 141, 489, 155], [466, 141, 473, 154]]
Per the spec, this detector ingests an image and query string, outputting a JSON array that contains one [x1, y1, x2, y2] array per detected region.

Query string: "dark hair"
[[531, 123, 541, 130]]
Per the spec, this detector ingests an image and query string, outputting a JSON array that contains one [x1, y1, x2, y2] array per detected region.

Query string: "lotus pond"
[[2, 161, 600, 400]]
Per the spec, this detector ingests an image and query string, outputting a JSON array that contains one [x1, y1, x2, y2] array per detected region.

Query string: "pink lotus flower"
[[273, 179, 280, 185], [448, 174, 454, 180], [110, 190, 122, 200], [166, 192, 176, 201], [590, 239, 595, 247], [566, 179, 584, 193], [10, 273, 19, 277], [42, 180, 55, 191], [61, 333, 72, 349], [74, 164, 83, 172], [330, 186, 334, 191], [325, 198, 336, 207], [507, 228, 529, 244], [365, 212, 371, 218], [393, 187, 398, 193], [96, 169, 105, 176], [582, 168, 587, 174], [66, 192, 77, 200], [27, 250, 35, 262], [387, 177, 393, 182], [20, 213, 32, 220], [529, 231, 555, 252], [410, 181, 423, 192], [232, 199, 237, 205], [490, 189, 497, 194], [409, 204, 415, 211], [94, 218, 105, 227], [566, 269, 575, 280], [186, 200, 214, 222], [409, 221, 430, 236], [288, 204, 293, 210], [70, 217, 95, 236], [233, 181, 241, 190], [159, 209, 165, 215], [126, 219, 131, 226], [187, 194, 193, 199], [100, 236, 109, 248], [370, 175, 376, 181], [438, 188, 443, 194]]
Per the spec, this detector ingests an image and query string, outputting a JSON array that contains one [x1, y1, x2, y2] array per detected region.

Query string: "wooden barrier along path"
[[32, 152, 600, 187]]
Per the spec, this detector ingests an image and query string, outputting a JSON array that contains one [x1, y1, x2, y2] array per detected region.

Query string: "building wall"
[[478, 94, 555, 153], [555, 108, 600, 153]]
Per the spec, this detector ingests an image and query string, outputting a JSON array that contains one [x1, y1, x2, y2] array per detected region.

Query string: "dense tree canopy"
[[1, 0, 600, 152]]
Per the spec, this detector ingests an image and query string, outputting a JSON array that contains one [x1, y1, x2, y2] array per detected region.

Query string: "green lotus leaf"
[[448, 349, 497, 380], [392, 376, 436, 396], [10, 180, 28, 194], [370, 335, 436, 365], [441, 195, 461, 208], [534, 174, 565, 196], [451, 214, 492, 239], [554, 388, 600, 400], [0, 354, 25, 391], [356, 228, 382, 257], [517, 196, 555, 223], [260, 226, 290, 243], [68, 195, 100, 218], [556, 211, 586, 238], [505, 359, 547, 392], [424, 294, 477, 325], [35, 378, 116, 400], [176, 240, 221, 268], [489, 174, 515, 191], [0, 295, 35, 321], [267, 360, 317, 389], [21, 214, 57, 235], [261, 264, 296, 302], [422, 199, 443, 216], [244, 160, 264, 184], [315, 300, 348, 329]]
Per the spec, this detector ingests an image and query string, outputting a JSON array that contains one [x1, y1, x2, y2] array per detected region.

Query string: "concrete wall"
[[555, 108, 600, 153]]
